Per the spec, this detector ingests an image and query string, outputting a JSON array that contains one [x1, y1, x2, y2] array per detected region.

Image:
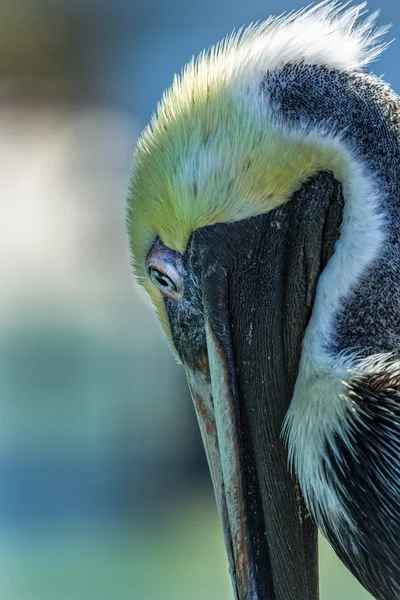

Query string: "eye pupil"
[[156, 273, 168, 287], [149, 267, 177, 293]]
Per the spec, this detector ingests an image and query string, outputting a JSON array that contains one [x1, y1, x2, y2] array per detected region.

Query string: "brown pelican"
[[127, 2, 400, 599]]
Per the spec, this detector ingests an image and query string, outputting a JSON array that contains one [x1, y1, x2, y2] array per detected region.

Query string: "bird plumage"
[[312, 359, 400, 600], [127, 1, 388, 338], [128, 3, 400, 598]]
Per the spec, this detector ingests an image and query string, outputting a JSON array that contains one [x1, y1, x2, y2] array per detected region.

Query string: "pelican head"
[[128, 3, 400, 599]]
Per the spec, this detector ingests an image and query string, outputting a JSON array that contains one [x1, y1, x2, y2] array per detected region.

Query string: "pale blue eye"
[[149, 267, 177, 293]]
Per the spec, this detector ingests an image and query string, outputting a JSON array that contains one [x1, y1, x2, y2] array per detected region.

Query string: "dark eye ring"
[[148, 266, 177, 293]]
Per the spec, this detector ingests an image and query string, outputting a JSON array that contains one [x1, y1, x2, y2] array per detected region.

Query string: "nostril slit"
[[180, 321, 188, 331]]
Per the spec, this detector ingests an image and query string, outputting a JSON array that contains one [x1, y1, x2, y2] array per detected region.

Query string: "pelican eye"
[[148, 266, 177, 293]]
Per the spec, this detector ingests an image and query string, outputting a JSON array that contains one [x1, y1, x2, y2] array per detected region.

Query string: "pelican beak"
[[164, 172, 343, 599]]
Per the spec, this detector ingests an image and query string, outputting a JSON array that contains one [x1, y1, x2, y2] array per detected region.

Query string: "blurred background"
[[1, 1, 398, 598]]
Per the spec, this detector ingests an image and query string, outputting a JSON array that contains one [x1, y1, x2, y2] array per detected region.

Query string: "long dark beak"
[[167, 172, 344, 599]]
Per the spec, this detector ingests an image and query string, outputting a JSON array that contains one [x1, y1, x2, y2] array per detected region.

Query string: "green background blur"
[[2, 1, 398, 598]]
